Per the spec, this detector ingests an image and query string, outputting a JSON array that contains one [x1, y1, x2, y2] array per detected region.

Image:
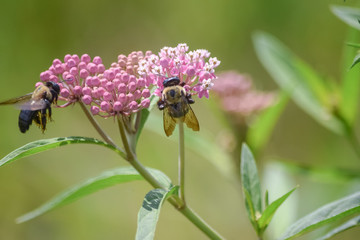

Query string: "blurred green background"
[[1, 0, 360, 239]]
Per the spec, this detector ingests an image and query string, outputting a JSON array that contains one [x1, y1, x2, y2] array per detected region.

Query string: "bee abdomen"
[[18, 110, 35, 133]]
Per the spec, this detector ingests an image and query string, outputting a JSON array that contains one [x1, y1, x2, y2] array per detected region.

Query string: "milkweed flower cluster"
[[39, 52, 154, 117], [84, 51, 154, 116], [39, 54, 105, 108], [138, 43, 221, 98], [213, 71, 275, 116], [38, 44, 220, 118]]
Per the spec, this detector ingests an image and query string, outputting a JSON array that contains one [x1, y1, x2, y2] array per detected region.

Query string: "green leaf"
[[340, 28, 360, 126], [331, 5, 360, 31], [0, 136, 125, 167], [136, 94, 159, 144], [258, 187, 297, 231], [247, 91, 289, 152], [16, 167, 172, 223], [316, 215, 360, 240], [136, 186, 179, 240], [241, 143, 262, 226], [280, 191, 360, 240], [253, 31, 346, 135], [350, 52, 360, 69]]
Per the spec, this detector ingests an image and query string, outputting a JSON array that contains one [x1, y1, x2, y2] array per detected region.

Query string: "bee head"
[[163, 77, 180, 87], [46, 81, 60, 95]]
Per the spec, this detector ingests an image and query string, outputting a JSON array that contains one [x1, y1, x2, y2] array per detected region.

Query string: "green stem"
[[79, 101, 125, 154], [347, 131, 360, 160], [81, 106, 224, 239], [179, 205, 223, 240], [178, 121, 186, 204]]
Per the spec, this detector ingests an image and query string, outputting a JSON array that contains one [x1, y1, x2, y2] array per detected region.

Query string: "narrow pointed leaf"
[[350, 52, 360, 68], [258, 187, 297, 230], [136, 94, 159, 144], [331, 5, 360, 30], [247, 91, 289, 152], [17, 167, 172, 223], [241, 143, 262, 224], [316, 215, 360, 240], [280, 191, 360, 240], [0, 136, 125, 167], [340, 28, 360, 126], [253, 31, 346, 135], [136, 186, 179, 240]]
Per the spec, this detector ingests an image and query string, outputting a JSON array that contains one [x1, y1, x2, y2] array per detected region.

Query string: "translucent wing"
[[20, 99, 48, 111], [0, 93, 32, 106], [184, 105, 200, 132], [163, 107, 177, 137]]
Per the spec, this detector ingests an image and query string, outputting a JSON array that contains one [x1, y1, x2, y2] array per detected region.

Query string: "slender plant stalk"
[[79, 101, 125, 154], [80, 105, 224, 239], [347, 131, 360, 160], [178, 121, 186, 204]]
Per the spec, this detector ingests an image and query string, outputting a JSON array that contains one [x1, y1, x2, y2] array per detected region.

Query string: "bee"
[[0, 81, 60, 133], [157, 77, 199, 137]]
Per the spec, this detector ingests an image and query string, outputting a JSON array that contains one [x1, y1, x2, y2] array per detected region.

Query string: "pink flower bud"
[[97, 64, 105, 73], [87, 63, 98, 74], [54, 64, 64, 74], [91, 76, 100, 86], [160, 58, 169, 68], [53, 59, 62, 66], [128, 101, 138, 110], [80, 69, 89, 79], [128, 82, 136, 92], [141, 89, 150, 98], [97, 87, 105, 96], [82, 87, 91, 95], [103, 91, 112, 101], [35, 82, 43, 88], [118, 83, 127, 93], [69, 67, 78, 76], [93, 56, 102, 64], [78, 62, 87, 70], [106, 81, 115, 91], [91, 106, 100, 115], [141, 98, 150, 108], [72, 54, 80, 64], [82, 95, 92, 105], [113, 101, 123, 111], [49, 75, 59, 82], [100, 101, 110, 111], [120, 73, 129, 83], [186, 66, 196, 77], [61, 88, 70, 98], [85, 76, 92, 86], [73, 86, 82, 96], [67, 59, 76, 68], [64, 54, 72, 62], [134, 90, 141, 100], [118, 93, 126, 102], [81, 54, 91, 63]]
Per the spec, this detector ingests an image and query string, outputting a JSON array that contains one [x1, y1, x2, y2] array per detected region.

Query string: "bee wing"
[[184, 105, 200, 132], [20, 99, 48, 111], [163, 107, 177, 137], [0, 93, 33, 106]]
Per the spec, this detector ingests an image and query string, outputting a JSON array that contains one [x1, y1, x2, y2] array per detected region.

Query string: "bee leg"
[[50, 89, 59, 104], [186, 93, 195, 104], [157, 99, 166, 110]]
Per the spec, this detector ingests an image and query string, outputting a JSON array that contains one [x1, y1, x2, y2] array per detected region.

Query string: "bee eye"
[[169, 89, 176, 98]]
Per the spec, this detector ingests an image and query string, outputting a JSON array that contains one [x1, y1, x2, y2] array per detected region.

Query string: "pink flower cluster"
[[138, 43, 220, 98], [39, 52, 154, 117], [213, 71, 275, 116]]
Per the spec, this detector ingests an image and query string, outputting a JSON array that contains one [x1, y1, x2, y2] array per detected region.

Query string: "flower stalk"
[[178, 121, 186, 205]]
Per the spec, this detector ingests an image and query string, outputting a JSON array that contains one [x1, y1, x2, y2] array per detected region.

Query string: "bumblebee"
[[157, 77, 199, 137], [0, 81, 60, 133]]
